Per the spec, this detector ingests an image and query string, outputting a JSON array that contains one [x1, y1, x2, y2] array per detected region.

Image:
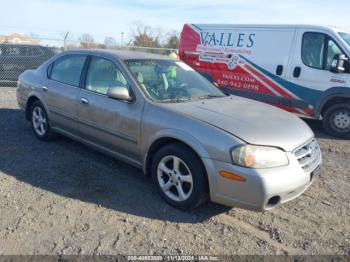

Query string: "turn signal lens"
[[219, 171, 246, 182]]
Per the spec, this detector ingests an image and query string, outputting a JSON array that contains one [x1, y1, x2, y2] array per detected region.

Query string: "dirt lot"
[[0, 87, 349, 255]]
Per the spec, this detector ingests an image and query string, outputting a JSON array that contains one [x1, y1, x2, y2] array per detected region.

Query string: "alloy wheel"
[[157, 155, 193, 202], [32, 106, 47, 136]]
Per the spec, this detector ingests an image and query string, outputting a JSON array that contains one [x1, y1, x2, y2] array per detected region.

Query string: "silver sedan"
[[16, 50, 322, 211]]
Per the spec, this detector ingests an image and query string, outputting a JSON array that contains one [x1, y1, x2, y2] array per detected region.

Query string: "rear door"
[[43, 54, 87, 134], [77, 55, 143, 161]]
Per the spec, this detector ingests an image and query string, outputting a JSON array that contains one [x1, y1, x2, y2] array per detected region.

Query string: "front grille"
[[294, 139, 321, 173]]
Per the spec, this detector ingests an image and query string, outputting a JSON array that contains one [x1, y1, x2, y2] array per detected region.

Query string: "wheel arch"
[[25, 95, 40, 120], [24, 90, 48, 120], [320, 96, 350, 117], [314, 87, 350, 118], [143, 130, 211, 177], [144, 135, 211, 198]]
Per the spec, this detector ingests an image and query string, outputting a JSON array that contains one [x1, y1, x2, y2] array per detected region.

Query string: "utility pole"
[[121, 32, 124, 47], [63, 32, 69, 50]]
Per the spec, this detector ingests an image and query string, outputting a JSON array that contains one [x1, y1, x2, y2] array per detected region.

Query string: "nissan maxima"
[[16, 50, 322, 211]]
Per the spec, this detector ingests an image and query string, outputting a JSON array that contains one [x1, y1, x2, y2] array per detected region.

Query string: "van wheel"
[[151, 143, 208, 210], [322, 103, 350, 138], [30, 100, 55, 141]]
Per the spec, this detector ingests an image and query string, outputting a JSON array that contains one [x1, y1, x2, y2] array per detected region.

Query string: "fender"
[[142, 128, 211, 174], [314, 86, 350, 118]]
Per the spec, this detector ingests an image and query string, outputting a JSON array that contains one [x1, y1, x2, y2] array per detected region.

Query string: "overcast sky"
[[1, 0, 350, 43]]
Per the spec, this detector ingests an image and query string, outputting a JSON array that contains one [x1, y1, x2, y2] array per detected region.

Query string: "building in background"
[[0, 33, 39, 45]]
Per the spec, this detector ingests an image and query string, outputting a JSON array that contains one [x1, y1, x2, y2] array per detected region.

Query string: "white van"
[[179, 24, 350, 138]]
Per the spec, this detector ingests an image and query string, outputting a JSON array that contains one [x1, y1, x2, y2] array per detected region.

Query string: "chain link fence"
[[0, 35, 178, 86]]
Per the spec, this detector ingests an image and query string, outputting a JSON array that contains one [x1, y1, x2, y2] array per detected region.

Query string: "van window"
[[302, 33, 325, 69], [339, 32, 350, 47], [325, 39, 342, 70], [302, 32, 344, 71], [50, 55, 87, 87]]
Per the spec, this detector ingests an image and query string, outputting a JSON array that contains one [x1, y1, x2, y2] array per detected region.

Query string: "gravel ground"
[[0, 87, 349, 255]]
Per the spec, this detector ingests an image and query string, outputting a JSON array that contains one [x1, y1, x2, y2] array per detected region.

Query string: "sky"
[[1, 0, 350, 45]]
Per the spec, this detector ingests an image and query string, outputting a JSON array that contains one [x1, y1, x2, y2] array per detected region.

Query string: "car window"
[[325, 39, 342, 70], [86, 57, 128, 95], [302, 32, 325, 69], [50, 55, 87, 87]]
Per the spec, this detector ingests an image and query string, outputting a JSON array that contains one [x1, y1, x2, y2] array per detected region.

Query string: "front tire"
[[322, 103, 350, 138], [151, 143, 208, 210], [30, 100, 55, 141]]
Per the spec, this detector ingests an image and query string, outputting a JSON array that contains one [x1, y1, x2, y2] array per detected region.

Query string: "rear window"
[[49, 55, 87, 87]]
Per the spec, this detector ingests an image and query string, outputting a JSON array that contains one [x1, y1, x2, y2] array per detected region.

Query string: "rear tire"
[[151, 143, 208, 210], [30, 100, 56, 141], [322, 103, 350, 138]]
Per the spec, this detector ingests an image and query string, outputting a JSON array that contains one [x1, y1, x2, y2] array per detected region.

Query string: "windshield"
[[339, 32, 350, 47], [125, 59, 225, 102]]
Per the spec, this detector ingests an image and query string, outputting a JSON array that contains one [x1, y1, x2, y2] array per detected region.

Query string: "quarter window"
[[302, 32, 344, 71], [85, 57, 128, 95], [50, 55, 87, 87]]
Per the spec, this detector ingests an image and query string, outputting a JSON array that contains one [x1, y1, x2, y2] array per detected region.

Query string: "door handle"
[[276, 65, 283, 76], [293, 66, 301, 78], [80, 98, 89, 104], [42, 86, 48, 91]]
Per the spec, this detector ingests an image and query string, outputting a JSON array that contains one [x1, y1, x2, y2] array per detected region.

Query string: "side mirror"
[[107, 86, 132, 101], [330, 54, 348, 73]]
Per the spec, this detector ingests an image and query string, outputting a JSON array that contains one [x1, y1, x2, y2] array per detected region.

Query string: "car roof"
[[62, 49, 173, 61]]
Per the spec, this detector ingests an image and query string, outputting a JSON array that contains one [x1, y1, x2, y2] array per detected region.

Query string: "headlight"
[[231, 145, 288, 168]]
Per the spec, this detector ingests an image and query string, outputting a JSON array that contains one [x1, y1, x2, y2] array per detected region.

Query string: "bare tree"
[[131, 22, 161, 48], [164, 30, 180, 49], [104, 36, 117, 48], [79, 33, 95, 48]]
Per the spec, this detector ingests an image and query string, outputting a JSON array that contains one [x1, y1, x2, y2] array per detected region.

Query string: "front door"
[[77, 56, 143, 161], [289, 29, 349, 114]]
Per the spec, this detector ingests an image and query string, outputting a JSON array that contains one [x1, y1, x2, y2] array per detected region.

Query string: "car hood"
[[161, 96, 314, 152]]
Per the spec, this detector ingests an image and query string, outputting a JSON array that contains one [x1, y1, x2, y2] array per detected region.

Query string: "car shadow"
[[1, 109, 339, 223], [0, 108, 230, 223]]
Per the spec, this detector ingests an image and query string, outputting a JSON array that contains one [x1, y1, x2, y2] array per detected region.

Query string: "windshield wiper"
[[157, 97, 192, 103], [197, 94, 226, 99]]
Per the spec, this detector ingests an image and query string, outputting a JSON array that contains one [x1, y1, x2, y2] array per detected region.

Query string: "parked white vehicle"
[[180, 24, 350, 138]]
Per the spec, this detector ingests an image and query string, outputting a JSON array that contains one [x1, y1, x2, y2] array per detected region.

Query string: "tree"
[[131, 22, 160, 48], [79, 33, 95, 48], [164, 30, 179, 49], [104, 36, 117, 48]]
